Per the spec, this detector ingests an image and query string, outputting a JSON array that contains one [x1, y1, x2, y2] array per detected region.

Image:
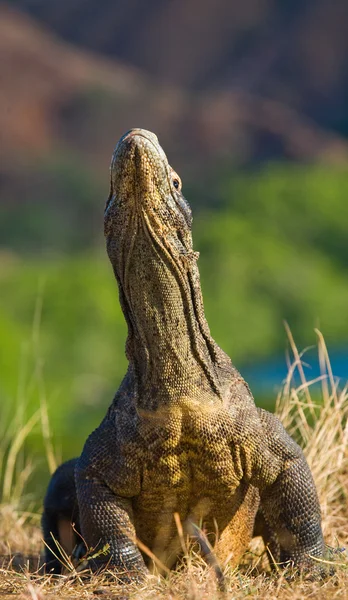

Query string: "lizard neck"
[[105, 128, 235, 411], [114, 224, 232, 410]]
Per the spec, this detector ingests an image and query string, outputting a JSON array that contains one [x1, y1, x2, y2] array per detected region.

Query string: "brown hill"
[[10, 0, 348, 139], [0, 5, 148, 167], [1, 3, 348, 177]]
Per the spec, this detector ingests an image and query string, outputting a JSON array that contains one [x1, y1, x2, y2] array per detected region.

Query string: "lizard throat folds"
[[104, 129, 229, 407]]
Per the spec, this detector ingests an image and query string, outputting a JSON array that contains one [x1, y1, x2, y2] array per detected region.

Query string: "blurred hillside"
[[2, 2, 348, 247], [2, 1, 348, 174], [0, 1, 348, 485], [10, 0, 348, 137]]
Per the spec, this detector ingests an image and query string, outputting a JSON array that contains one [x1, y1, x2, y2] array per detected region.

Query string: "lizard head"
[[104, 128, 198, 272], [103, 129, 229, 398]]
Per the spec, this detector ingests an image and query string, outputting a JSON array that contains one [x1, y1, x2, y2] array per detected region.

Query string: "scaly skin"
[[47, 129, 326, 580]]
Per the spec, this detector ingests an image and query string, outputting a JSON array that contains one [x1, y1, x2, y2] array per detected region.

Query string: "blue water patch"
[[240, 346, 348, 397]]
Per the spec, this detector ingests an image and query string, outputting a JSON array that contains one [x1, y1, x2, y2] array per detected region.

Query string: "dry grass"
[[0, 331, 347, 598]]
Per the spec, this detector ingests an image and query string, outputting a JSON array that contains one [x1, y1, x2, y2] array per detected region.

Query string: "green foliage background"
[[1, 162, 347, 497]]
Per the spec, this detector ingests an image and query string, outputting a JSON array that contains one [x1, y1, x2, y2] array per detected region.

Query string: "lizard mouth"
[[105, 128, 169, 215], [105, 129, 191, 224], [116, 128, 164, 153]]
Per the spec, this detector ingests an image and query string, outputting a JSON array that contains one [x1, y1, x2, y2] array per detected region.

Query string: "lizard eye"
[[170, 168, 182, 192]]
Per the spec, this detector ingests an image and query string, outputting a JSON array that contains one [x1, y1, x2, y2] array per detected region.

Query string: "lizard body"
[[43, 129, 325, 579]]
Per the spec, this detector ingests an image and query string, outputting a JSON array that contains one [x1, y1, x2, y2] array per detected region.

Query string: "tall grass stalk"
[[277, 325, 348, 544]]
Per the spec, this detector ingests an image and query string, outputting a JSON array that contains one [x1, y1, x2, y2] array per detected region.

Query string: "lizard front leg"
[[250, 409, 327, 574], [75, 463, 147, 581]]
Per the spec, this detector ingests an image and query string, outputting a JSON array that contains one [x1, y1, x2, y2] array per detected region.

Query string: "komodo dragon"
[[42, 128, 327, 580]]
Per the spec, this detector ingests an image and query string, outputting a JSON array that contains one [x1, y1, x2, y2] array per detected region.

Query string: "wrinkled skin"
[[43, 129, 326, 581]]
